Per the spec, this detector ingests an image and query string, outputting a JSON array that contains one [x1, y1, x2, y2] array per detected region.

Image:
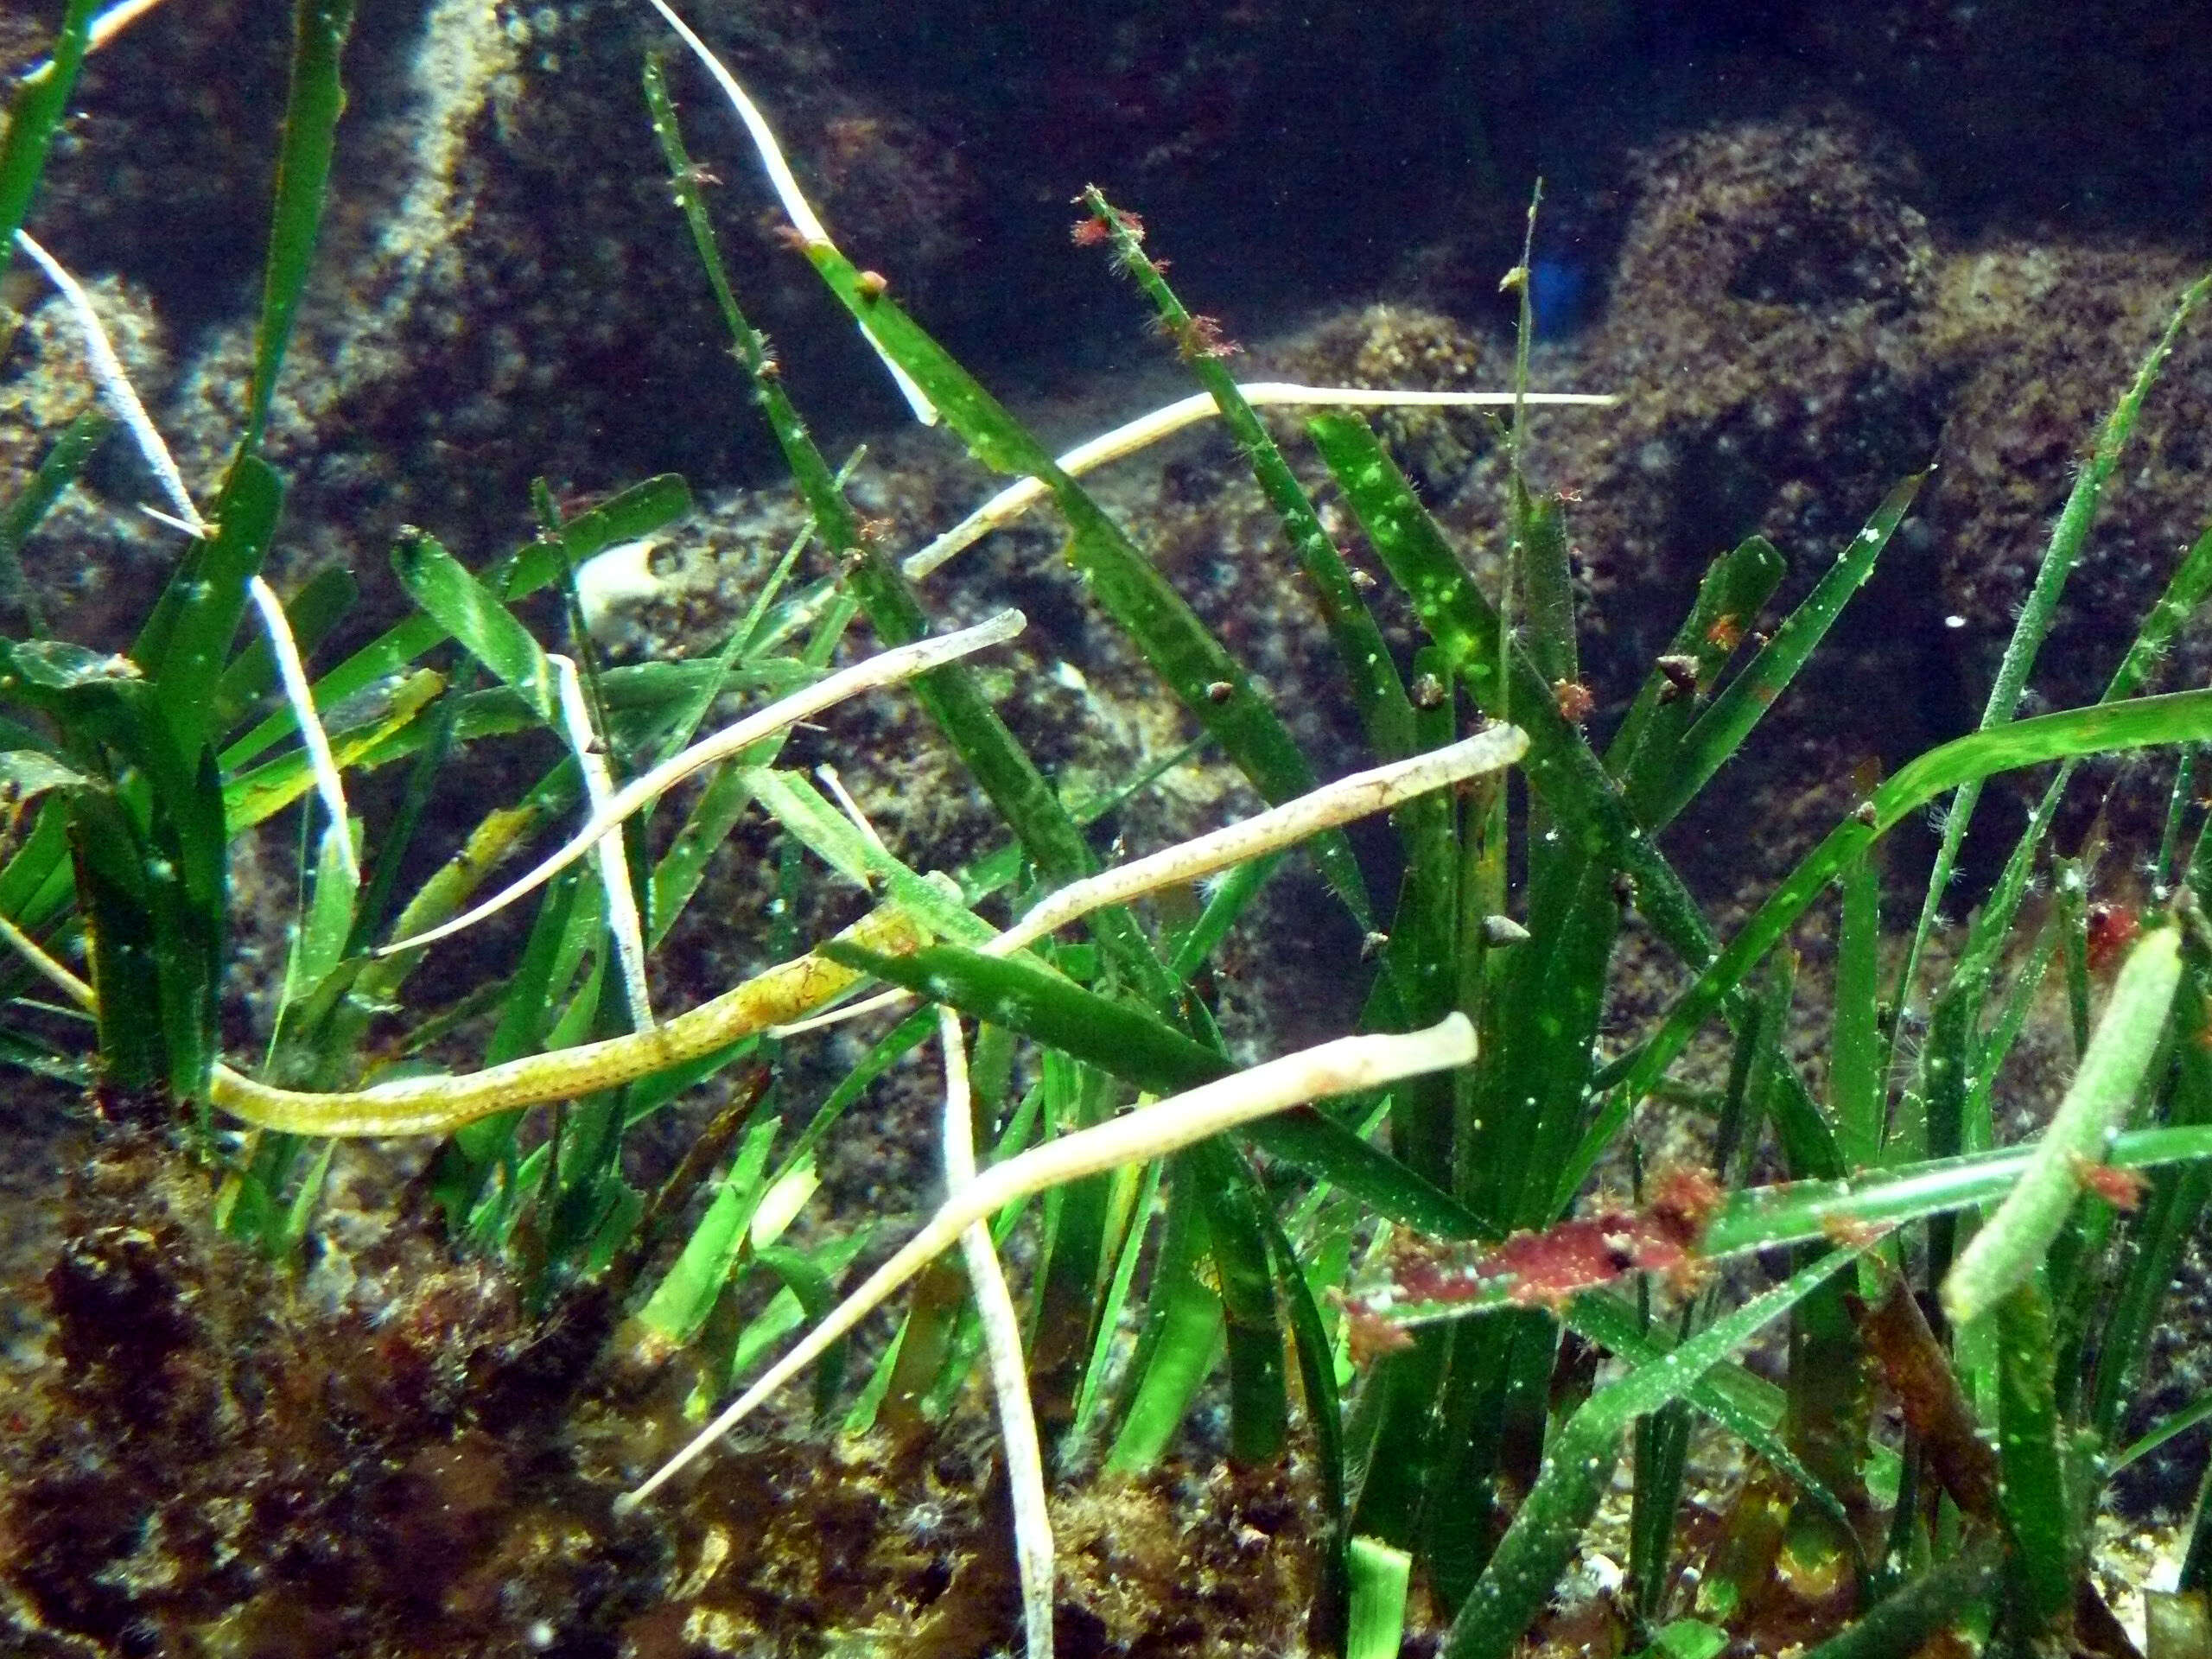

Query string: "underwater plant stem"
[[940, 1007, 1056, 1659], [80, 0, 176, 55], [549, 650, 652, 1027], [1940, 923, 2182, 1328], [2, 0, 98, 244], [644, 0, 935, 424], [1891, 271, 2212, 1057], [620, 1014, 1478, 1508], [208, 906, 925, 1135], [0, 910, 94, 1011], [1345, 1536, 1414, 1659], [247, 574, 359, 889], [19, 224, 364, 902], [16, 229, 207, 534], [1616, 688, 2212, 1116], [899, 384, 1615, 582], [372, 608, 1027, 957], [998, 726, 1525, 956], [772, 723, 1529, 1037]]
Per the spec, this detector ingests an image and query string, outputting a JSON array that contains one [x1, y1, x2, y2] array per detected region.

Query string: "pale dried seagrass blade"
[[372, 608, 1027, 957], [773, 722, 1529, 1038], [620, 1012, 1478, 1507]]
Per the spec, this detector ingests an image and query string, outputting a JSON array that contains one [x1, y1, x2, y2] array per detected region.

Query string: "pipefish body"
[[208, 906, 925, 1137]]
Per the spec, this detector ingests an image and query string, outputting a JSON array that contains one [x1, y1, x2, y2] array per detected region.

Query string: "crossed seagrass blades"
[[211, 622, 1511, 1494], [10, 124, 1522, 1529], [183, 598, 1519, 1492], [1, 2, 1529, 1592], [0, 221, 1517, 1659]]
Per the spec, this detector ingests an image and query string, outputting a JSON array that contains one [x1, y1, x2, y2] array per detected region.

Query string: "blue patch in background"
[[1529, 257, 1595, 339]]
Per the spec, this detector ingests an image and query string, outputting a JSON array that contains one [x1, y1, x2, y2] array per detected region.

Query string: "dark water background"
[[805, 0, 2210, 375], [3, 5, 2212, 1655]]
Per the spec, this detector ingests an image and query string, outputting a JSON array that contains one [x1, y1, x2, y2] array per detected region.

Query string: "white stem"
[[940, 1007, 1056, 1659], [645, 0, 938, 426], [20, 0, 177, 80], [373, 608, 1027, 957], [902, 382, 1618, 581], [0, 911, 94, 1010], [248, 575, 359, 889], [14, 234, 371, 942], [86, 0, 172, 51], [771, 723, 1528, 1039], [550, 652, 653, 1027], [815, 762, 889, 855], [995, 725, 1525, 957], [137, 504, 205, 537], [619, 1013, 1476, 1507], [16, 230, 207, 537]]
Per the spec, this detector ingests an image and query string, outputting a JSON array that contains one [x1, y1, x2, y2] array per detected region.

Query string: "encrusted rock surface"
[[1255, 114, 2212, 904], [0, 1128, 1321, 1656]]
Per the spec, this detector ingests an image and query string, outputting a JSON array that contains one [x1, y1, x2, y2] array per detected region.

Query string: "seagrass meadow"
[[3, 3, 2212, 1657]]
